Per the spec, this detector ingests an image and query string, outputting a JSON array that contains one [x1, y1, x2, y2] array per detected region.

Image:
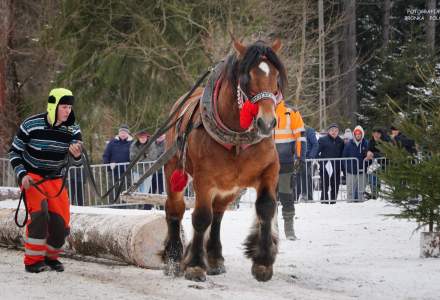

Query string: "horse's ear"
[[230, 31, 246, 57], [271, 38, 282, 53]]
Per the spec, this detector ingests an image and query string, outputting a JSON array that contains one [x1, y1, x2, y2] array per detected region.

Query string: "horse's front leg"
[[182, 184, 213, 282], [206, 194, 235, 275], [162, 161, 186, 276], [244, 165, 279, 282]]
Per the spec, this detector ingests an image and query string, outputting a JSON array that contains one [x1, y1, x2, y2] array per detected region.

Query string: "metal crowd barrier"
[[67, 161, 195, 207], [1, 156, 389, 206], [294, 157, 388, 203], [0, 158, 15, 188]]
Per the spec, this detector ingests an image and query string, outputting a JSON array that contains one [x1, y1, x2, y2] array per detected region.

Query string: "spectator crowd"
[[294, 123, 416, 203]]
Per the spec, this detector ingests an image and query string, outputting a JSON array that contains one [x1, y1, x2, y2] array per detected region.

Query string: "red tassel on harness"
[[239, 100, 259, 129], [170, 169, 188, 192]]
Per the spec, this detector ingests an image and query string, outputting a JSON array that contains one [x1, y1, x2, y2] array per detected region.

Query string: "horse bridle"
[[236, 84, 282, 109]]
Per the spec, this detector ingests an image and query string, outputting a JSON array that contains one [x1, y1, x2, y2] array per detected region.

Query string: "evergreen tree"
[[379, 70, 440, 232], [358, 0, 439, 131]]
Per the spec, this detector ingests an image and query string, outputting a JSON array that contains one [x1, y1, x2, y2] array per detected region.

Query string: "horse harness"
[[199, 62, 264, 154]]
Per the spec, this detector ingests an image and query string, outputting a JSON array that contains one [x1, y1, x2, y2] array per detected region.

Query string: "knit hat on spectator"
[[353, 128, 362, 136], [327, 123, 339, 131], [119, 124, 130, 134], [135, 128, 149, 137], [352, 125, 365, 141], [372, 127, 382, 133]]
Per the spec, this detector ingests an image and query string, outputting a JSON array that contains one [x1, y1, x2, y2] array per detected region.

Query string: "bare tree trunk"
[[383, 0, 391, 48], [295, 0, 307, 106], [0, 0, 11, 112], [0, 0, 21, 157], [426, 0, 436, 51], [0, 1, 13, 156], [342, 0, 357, 125], [332, 30, 340, 110]]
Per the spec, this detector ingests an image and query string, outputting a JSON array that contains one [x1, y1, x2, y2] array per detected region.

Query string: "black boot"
[[45, 258, 64, 272], [25, 261, 50, 273]]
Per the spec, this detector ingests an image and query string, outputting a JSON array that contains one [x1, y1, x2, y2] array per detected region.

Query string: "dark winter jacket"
[[393, 133, 416, 155], [129, 141, 148, 162], [317, 134, 344, 159], [368, 138, 385, 158], [342, 138, 369, 174], [305, 127, 319, 159], [145, 140, 165, 161], [102, 136, 133, 164]]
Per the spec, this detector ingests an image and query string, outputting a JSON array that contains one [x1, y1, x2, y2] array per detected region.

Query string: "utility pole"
[[318, 0, 326, 131]]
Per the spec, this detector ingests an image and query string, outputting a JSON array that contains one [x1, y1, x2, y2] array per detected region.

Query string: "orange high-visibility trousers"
[[23, 172, 70, 265]]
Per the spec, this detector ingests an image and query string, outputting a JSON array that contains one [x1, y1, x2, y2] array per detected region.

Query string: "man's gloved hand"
[[110, 162, 116, 170]]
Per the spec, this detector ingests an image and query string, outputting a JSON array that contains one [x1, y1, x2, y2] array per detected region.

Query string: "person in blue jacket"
[[296, 126, 319, 201], [317, 123, 344, 203], [102, 124, 133, 201], [342, 125, 369, 202]]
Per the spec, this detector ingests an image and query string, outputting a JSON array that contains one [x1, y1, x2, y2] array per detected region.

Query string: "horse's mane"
[[223, 40, 287, 97]]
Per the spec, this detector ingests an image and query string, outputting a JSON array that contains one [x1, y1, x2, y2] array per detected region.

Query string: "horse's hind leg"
[[244, 165, 279, 282], [182, 184, 213, 282], [162, 161, 186, 276], [206, 195, 234, 275]]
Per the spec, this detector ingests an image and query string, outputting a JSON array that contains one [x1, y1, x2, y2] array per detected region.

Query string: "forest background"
[[1, 0, 439, 162]]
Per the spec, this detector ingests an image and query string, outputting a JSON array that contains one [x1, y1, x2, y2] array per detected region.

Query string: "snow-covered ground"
[[1, 199, 439, 300]]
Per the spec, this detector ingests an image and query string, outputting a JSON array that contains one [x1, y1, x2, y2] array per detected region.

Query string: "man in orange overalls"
[[9, 88, 82, 273]]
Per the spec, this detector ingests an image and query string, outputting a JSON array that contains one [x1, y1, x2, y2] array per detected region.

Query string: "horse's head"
[[231, 38, 287, 137]]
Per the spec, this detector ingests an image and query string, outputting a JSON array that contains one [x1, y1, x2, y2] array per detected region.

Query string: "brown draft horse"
[[162, 38, 287, 282]]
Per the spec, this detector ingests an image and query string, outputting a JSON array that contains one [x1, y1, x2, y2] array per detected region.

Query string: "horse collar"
[[200, 62, 264, 150]]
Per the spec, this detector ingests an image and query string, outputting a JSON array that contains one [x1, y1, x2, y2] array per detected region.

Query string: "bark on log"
[[0, 205, 170, 269], [120, 193, 195, 208], [0, 188, 20, 201]]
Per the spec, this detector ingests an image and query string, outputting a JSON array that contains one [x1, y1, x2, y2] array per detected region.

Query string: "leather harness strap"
[[199, 62, 263, 151]]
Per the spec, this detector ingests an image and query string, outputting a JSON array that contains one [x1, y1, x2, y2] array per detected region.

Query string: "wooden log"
[[0, 187, 20, 201], [120, 193, 195, 208], [0, 204, 172, 269], [119, 193, 240, 210]]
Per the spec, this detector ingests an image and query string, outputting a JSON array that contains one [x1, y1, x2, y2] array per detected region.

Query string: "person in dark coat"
[[317, 123, 344, 203], [296, 126, 318, 201], [102, 124, 133, 201], [342, 125, 368, 202], [129, 129, 151, 193], [365, 127, 387, 199], [147, 134, 165, 194], [390, 126, 416, 155], [340, 129, 353, 185]]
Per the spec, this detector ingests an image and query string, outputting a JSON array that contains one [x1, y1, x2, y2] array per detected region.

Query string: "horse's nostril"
[[257, 118, 265, 130], [270, 118, 277, 129], [257, 117, 274, 135]]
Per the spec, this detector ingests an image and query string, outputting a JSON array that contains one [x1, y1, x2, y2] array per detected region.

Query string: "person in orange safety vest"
[[273, 100, 305, 240]]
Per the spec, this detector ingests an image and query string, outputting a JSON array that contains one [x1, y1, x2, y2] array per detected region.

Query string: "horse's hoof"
[[207, 264, 226, 275], [251, 264, 273, 282], [184, 266, 206, 282], [163, 260, 182, 277]]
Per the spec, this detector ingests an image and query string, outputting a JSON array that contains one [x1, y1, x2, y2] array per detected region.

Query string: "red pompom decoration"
[[239, 100, 259, 129], [170, 169, 189, 192]]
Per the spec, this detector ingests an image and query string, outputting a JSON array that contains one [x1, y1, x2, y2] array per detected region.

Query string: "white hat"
[[343, 128, 352, 140]]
